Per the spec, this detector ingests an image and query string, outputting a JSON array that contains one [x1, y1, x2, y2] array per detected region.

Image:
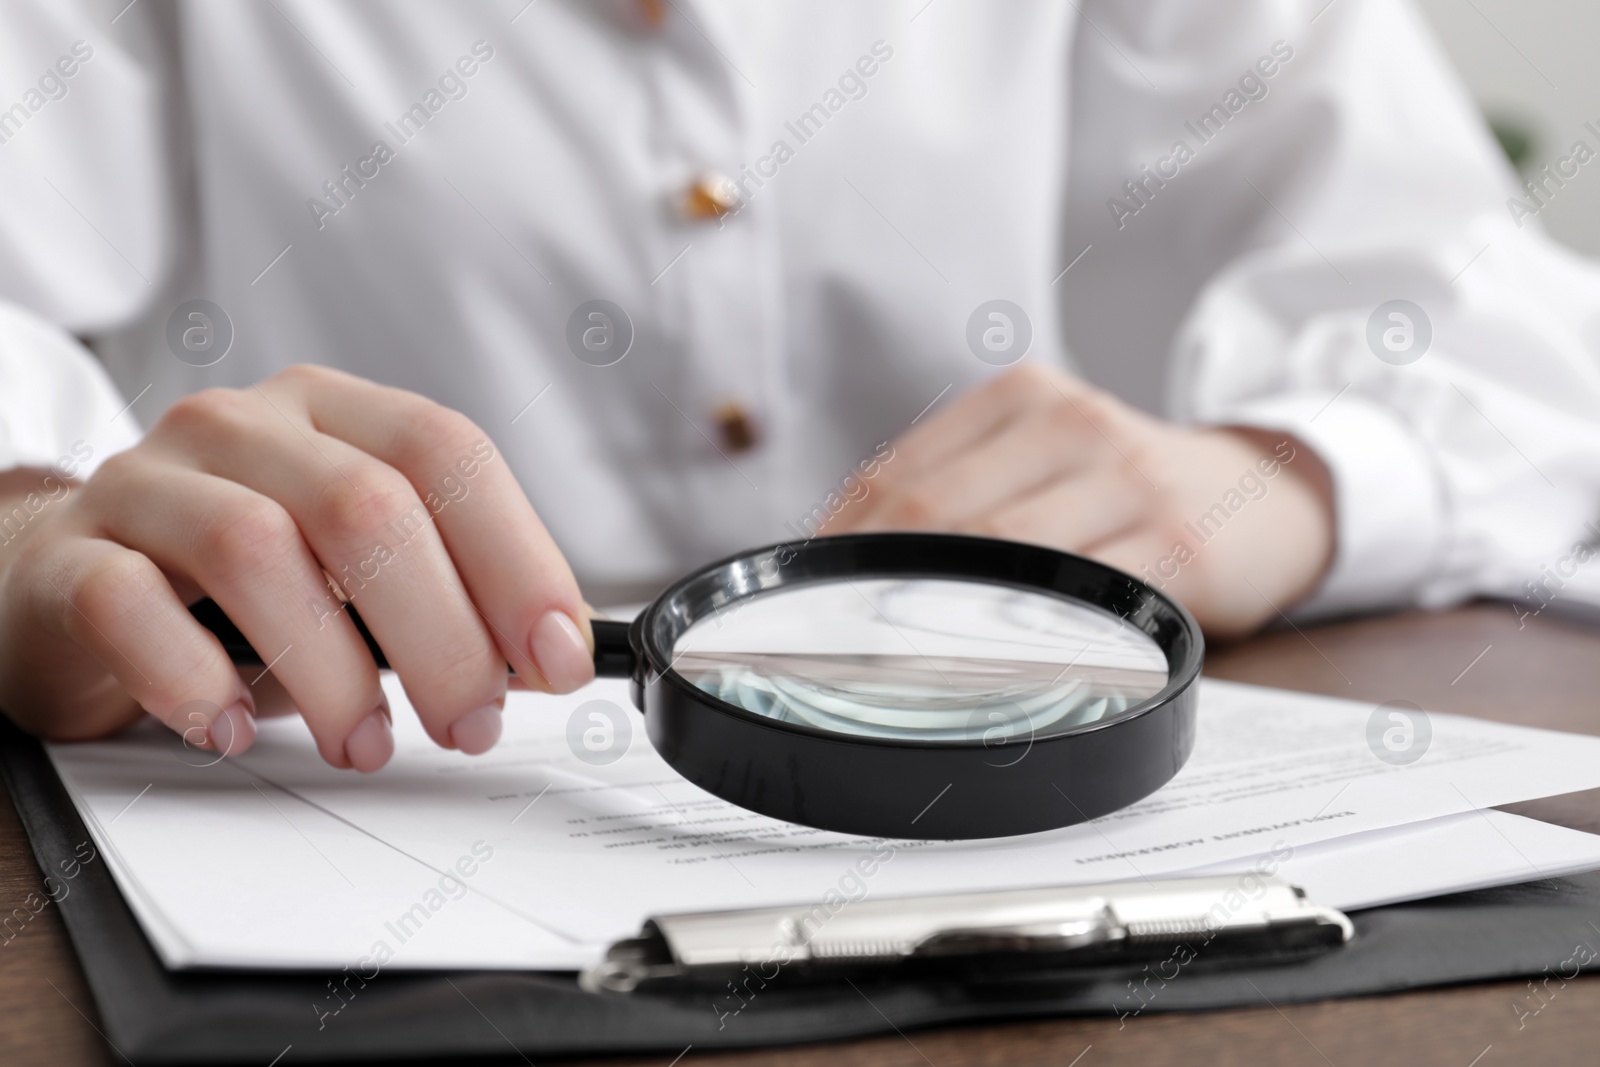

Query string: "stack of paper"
[[43, 674, 1600, 972]]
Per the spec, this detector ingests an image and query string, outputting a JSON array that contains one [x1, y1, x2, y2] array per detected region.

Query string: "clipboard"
[[5, 718, 1600, 1063]]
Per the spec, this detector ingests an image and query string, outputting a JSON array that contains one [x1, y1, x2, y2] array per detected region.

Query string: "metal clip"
[[581, 875, 1352, 993]]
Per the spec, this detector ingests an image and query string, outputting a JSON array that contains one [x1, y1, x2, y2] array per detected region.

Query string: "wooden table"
[[5, 602, 1600, 1066]]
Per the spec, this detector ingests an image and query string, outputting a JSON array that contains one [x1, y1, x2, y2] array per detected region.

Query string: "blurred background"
[[1420, 0, 1600, 253]]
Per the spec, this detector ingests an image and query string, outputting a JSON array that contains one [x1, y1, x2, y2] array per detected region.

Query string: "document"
[[1194, 809, 1600, 911], [45, 676, 1600, 971]]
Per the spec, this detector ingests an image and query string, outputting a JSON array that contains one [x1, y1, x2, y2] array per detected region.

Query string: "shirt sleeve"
[[0, 299, 140, 477], [1067, 0, 1600, 618], [0, 0, 174, 473]]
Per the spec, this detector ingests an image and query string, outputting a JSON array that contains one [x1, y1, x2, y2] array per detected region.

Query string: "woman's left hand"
[[824, 364, 1335, 638]]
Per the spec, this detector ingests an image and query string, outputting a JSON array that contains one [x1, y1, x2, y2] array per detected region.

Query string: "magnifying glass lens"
[[670, 578, 1169, 743]]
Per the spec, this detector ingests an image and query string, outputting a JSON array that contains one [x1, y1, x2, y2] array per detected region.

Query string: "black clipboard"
[[5, 719, 1598, 1064]]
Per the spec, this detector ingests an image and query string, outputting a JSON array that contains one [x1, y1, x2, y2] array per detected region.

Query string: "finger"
[[842, 402, 1106, 533], [962, 466, 1154, 550], [1081, 528, 1194, 600], [159, 386, 509, 754], [82, 455, 391, 770], [283, 366, 593, 695], [882, 364, 1070, 485], [32, 536, 258, 756], [248, 669, 300, 719]]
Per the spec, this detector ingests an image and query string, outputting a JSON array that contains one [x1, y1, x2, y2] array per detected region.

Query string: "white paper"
[[45, 676, 1600, 971], [1192, 809, 1600, 911]]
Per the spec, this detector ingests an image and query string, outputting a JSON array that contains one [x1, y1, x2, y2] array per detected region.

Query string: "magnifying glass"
[[193, 533, 1202, 840]]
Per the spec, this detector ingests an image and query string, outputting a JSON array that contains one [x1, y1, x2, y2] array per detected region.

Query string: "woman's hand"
[[0, 365, 594, 771], [826, 364, 1336, 638]]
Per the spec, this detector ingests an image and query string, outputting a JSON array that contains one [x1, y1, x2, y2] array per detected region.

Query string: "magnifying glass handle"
[[188, 597, 636, 681], [589, 618, 635, 679]]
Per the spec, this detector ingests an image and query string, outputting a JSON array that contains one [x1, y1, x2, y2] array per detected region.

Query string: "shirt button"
[[637, 0, 665, 29], [682, 172, 741, 221], [713, 400, 760, 454]]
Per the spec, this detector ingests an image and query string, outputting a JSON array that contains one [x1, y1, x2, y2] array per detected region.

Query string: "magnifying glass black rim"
[[633, 531, 1203, 751], [623, 532, 1203, 837]]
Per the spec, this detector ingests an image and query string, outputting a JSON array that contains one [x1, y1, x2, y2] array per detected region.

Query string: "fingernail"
[[530, 610, 594, 692], [345, 709, 394, 773], [449, 702, 503, 756], [206, 701, 257, 757]]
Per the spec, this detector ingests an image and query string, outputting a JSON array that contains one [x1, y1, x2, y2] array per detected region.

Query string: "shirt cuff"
[[1217, 390, 1446, 621], [0, 300, 140, 479]]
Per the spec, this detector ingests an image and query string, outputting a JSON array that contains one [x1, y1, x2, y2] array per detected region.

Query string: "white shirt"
[[3, 0, 1599, 615]]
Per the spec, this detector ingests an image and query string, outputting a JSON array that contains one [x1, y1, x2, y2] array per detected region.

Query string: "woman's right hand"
[[0, 365, 594, 772]]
